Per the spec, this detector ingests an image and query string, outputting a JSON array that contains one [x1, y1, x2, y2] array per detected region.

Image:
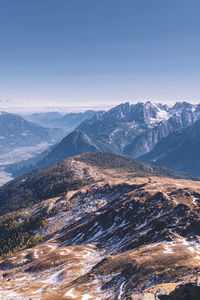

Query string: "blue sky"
[[0, 0, 200, 111]]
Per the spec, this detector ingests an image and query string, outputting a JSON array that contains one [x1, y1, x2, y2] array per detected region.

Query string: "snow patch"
[[163, 244, 173, 254], [82, 295, 93, 300], [188, 246, 195, 253], [59, 248, 71, 255], [34, 249, 39, 259], [47, 244, 57, 251], [65, 288, 77, 298]]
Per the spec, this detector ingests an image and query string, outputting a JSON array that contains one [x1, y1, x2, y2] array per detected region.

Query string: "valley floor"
[[0, 142, 52, 186]]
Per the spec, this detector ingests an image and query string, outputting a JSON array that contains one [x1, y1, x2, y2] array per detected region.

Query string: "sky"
[[0, 0, 200, 112]]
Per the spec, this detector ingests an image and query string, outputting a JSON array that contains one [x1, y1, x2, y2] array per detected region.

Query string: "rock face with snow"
[[77, 101, 200, 158], [140, 119, 200, 176], [77, 101, 169, 155], [0, 152, 200, 299], [0, 111, 65, 155]]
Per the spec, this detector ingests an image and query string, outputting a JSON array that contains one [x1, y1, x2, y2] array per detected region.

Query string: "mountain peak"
[[109, 102, 131, 119], [171, 101, 195, 113]]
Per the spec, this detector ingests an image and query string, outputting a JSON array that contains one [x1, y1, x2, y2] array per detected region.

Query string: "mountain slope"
[[0, 152, 200, 299], [0, 111, 65, 154], [0, 152, 198, 216], [0, 157, 87, 216], [37, 130, 100, 169], [141, 119, 200, 176], [76, 152, 198, 180]]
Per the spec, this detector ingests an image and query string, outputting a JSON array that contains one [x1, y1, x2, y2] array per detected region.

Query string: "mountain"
[[140, 119, 200, 176], [0, 111, 65, 155], [0, 152, 200, 299], [23, 110, 96, 131], [33, 130, 100, 170]]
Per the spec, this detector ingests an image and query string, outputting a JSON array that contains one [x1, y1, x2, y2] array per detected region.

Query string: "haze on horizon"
[[0, 0, 200, 112]]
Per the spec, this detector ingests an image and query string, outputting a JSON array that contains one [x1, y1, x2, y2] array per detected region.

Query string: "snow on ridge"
[[156, 107, 169, 121]]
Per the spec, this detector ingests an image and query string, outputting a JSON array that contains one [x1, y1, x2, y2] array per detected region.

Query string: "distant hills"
[[23, 110, 96, 131], [0, 111, 65, 155]]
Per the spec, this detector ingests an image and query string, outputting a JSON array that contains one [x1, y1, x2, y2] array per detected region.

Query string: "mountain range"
[[77, 101, 200, 158], [5, 101, 200, 178]]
